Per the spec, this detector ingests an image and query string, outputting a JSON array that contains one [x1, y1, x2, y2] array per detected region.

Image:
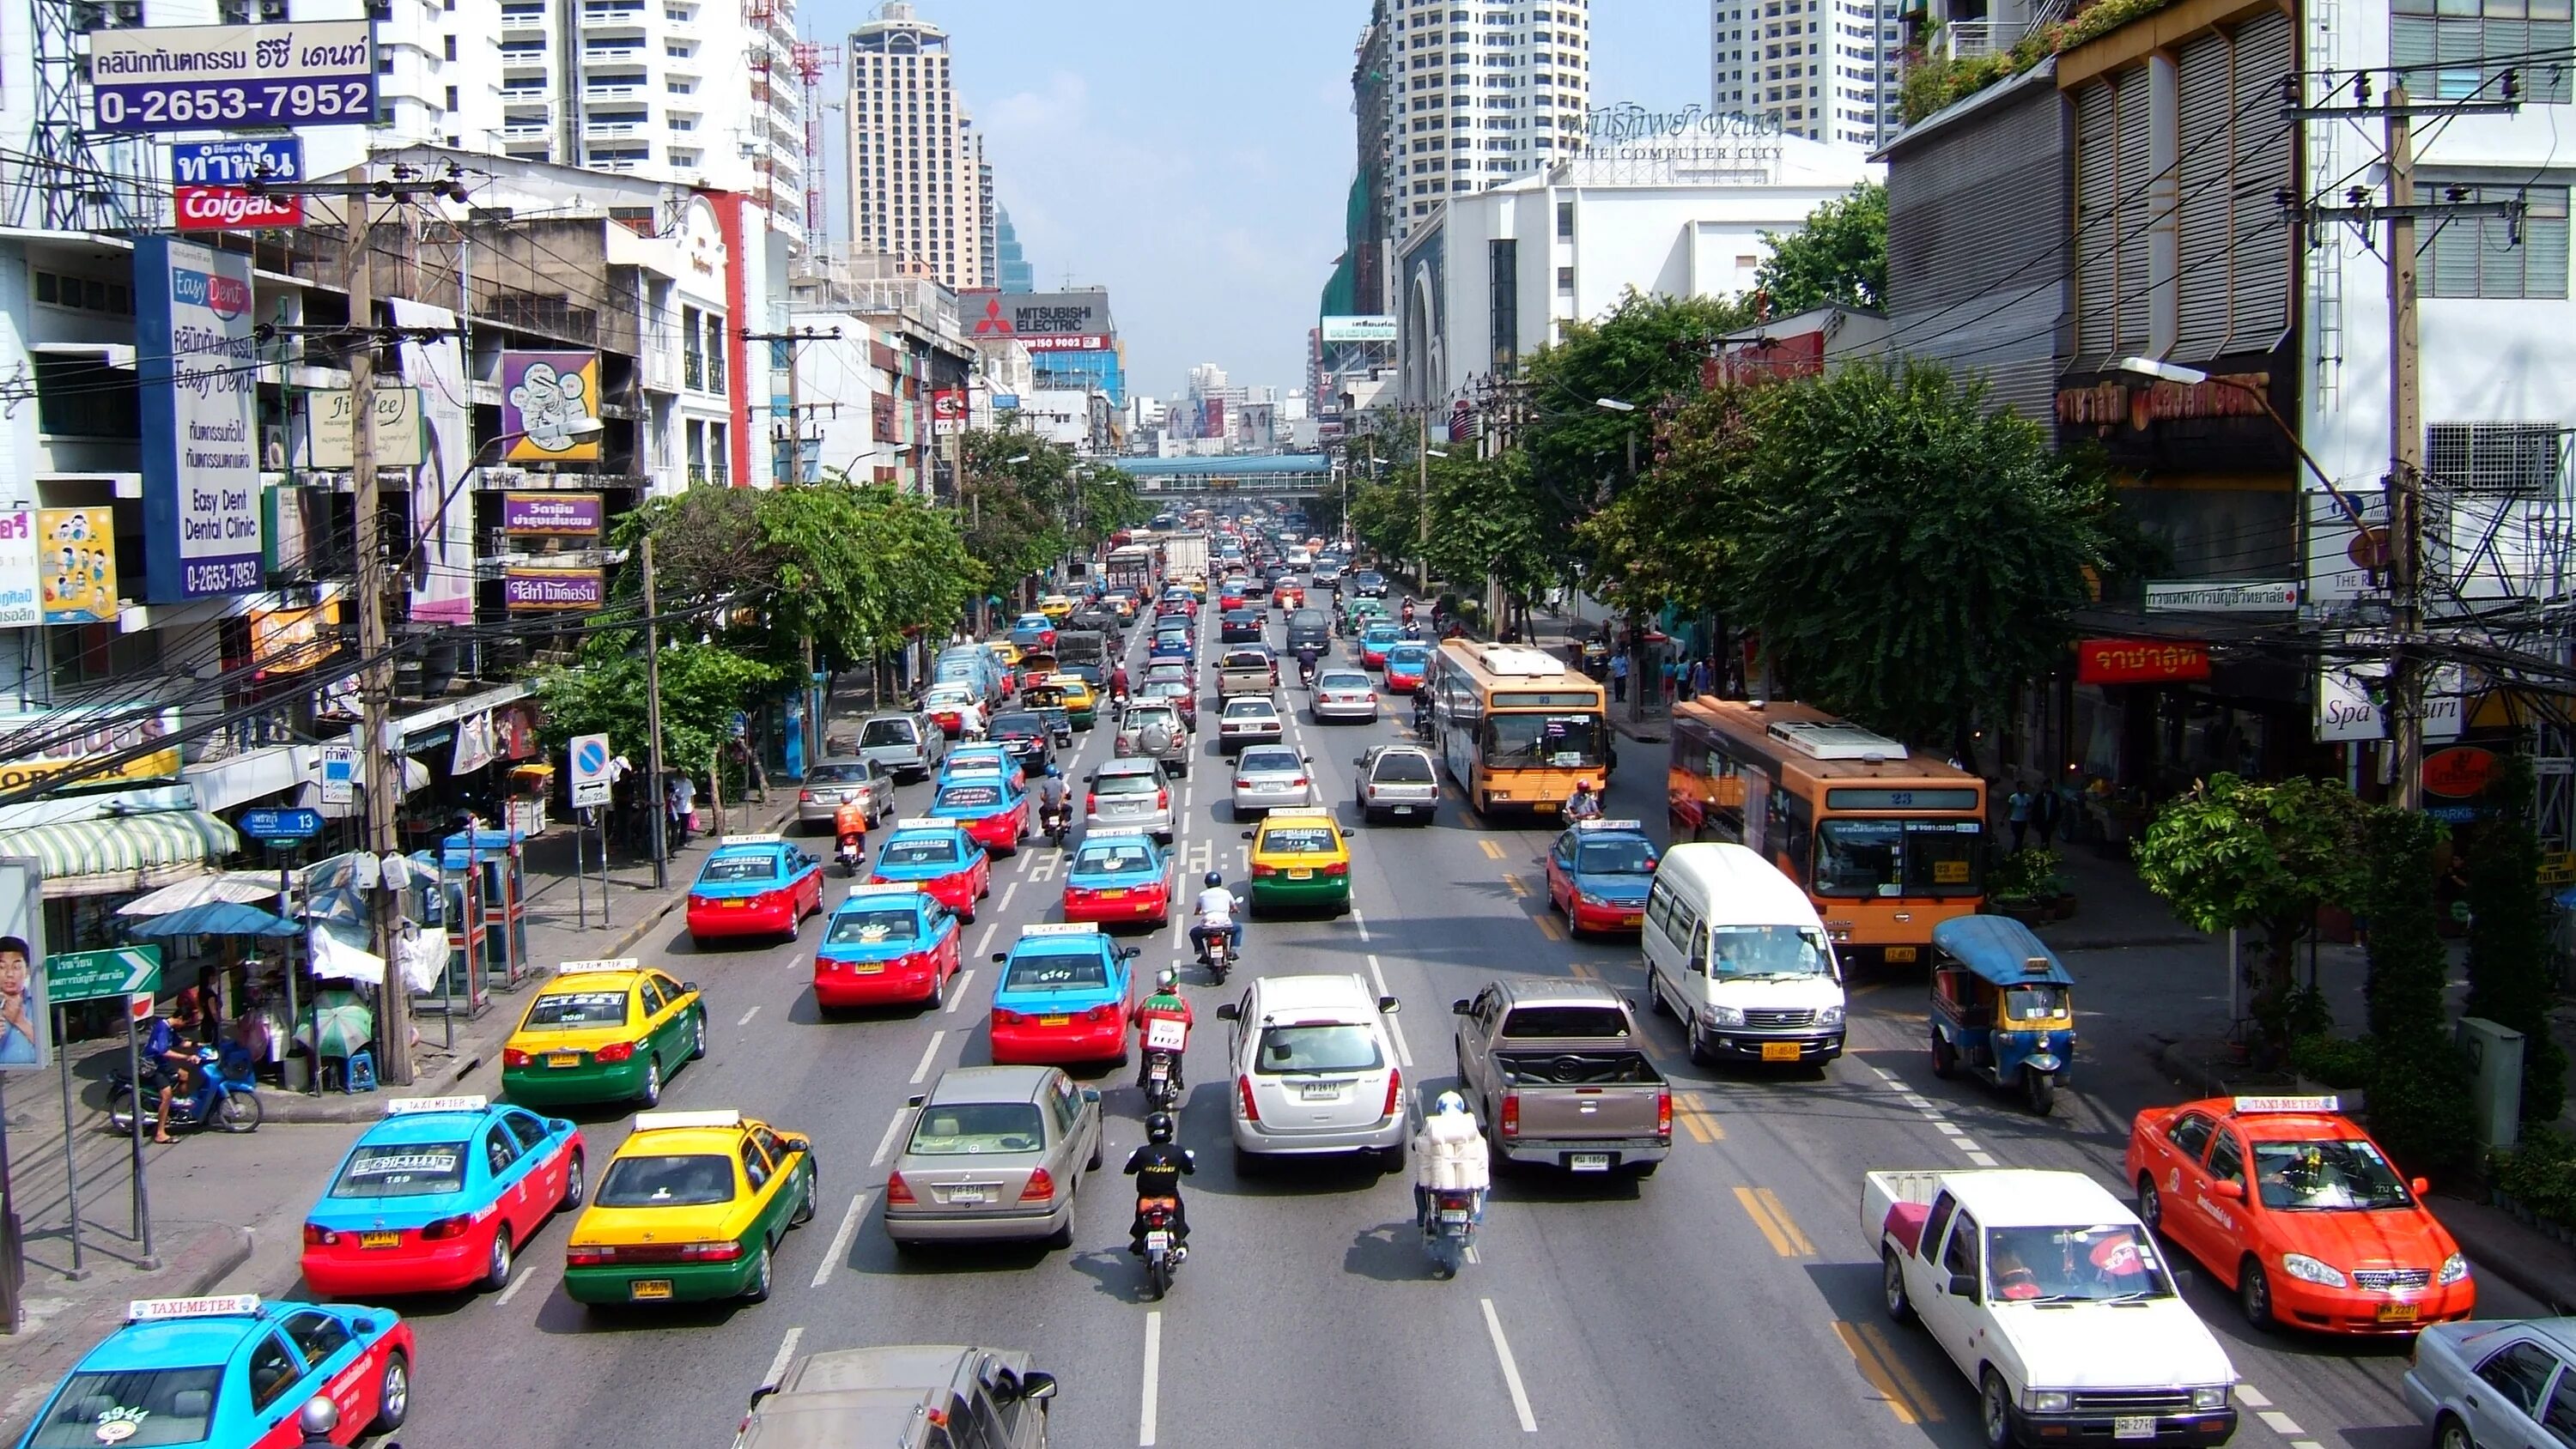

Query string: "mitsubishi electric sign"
[[966, 288, 1115, 341]]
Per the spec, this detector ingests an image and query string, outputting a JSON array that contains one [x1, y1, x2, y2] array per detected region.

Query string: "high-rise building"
[[1387, 0, 1594, 242], [1710, 0, 1904, 149], [994, 205, 1036, 293], [846, 2, 988, 289]]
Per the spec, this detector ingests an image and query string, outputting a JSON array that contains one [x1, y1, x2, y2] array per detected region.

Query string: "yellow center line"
[[1567, 961, 1598, 980], [1674, 1111, 1710, 1144], [1833, 1320, 1929, 1425], [1753, 1187, 1813, 1255], [1679, 1106, 1724, 1141], [1503, 873, 1528, 898], [1733, 1185, 1799, 1257], [1478, 838, 1504, 860], [1856, 1322, 1945, 1425], [1533, 913, 1562, 941]]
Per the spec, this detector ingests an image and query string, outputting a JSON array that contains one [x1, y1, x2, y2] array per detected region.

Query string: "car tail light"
[[1656, 1090, 1673, 1137], [594, 1041, 635, 1064], [1238, 1075, 1261, 1122], [1291, 778, 1308, 789], [1500, 1093, 1521, 1138], [886, 1172, 916, 1204], [420, 1214, 472, 1240], [303, 1222, 341, 1246], [1084, 1003, 1121, 1024], [1382, 1068, 1403, 1119], [799, 789, 816, 803], [502, 1047, 531, 1067], [1085, 792, 1098, 813], [1251, 863, 1277, 877], [1157, 788, 1170, 810], [565, 1245, 616, 1266], [1019, 1168, 1056, 1203], [1321, 860, 1349, 876], [993, 1008, 1024, 1026]]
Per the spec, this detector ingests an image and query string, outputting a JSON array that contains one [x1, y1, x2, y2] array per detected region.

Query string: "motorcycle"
[[1140, 1048, 1182, 1116], [1200, 930, 1233, 985], [108, 1044, 262, 1136], [1139, 1197, 1185, 1300], [1041, 803, 1072, 849], [1424, 1188, 1480, 1281], [835, 832, 866, 876]]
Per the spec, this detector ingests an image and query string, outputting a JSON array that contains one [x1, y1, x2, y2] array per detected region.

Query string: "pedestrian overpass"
[[1109, 453, 1329, 497]]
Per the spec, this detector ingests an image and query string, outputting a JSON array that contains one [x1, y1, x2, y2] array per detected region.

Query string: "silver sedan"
[[1310, 669, 1380, 724], [883, 1064, 1103, 1248], [1230, 745, 1314, 820], [1218, 696, 1285, 754]]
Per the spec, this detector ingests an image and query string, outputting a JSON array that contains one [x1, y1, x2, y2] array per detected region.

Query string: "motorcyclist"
[[1413, 688, 1434, 736], [1034, 764, 1072, 836], [1413, 1090, 1492, 1232], [1188, 872, 1242, 966], [147, 1009, 196, 1143], [295, 1397, 341, 1449], [1133, 968, 1193, 1089], [1109, 663, 1131, 704], [1124, 1111, 1195, 1257], [1564, 779, 1604, 822], [1294, 641, 1319, 688], [832, 797, 869, 864]]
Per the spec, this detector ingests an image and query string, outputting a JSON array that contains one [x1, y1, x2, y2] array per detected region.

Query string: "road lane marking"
[[1934, 1121, 1963, 1137], [761, 1325, 805, 1391], [1478, 1298, 1539, 1433], [908, 1029, 947, 1085], [1502, 873, 1528, 898], [1366, 954, 1392, 995], [1858, 1322, 1946, 1424], [1568, 961, 1598, 980], [999, 881, 1020, 911], [1352, 907, 1369, 942], [1677, 1092, 1724, 1142], [945, 967, 976, 1013], [1965, 1151, 1998, 1167], [973, 923, 998, 958], [2233, 1385, 2272, 1408], [1534, 914, 1561, 942], [810, 1191, 874, 1288], [738, 1005, 761, 1028], [2259, 1412, 2306, 1436], [1479, 839, 1504, 860], [1733, 1185, 1814, 1257], [870, 1106, 914, 1167], [1385, 1009, 1414, 1069], [494, 1265, 537, 1307], [1031, 853, 1060, 883], [1139, 1310, 1163, 1446], [1675, 1111, 1710, 1144], [1833, 1320, 1941, 1424]]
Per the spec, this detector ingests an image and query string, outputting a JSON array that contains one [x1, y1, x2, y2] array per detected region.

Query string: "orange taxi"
[[2123, 1094, 2472, 1335]]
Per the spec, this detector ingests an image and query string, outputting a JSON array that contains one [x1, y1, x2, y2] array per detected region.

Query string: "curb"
[[188, 1224, 257, 1294]]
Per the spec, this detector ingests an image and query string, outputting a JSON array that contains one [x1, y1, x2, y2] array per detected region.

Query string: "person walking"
[[666, 772, 696, 849], [1688, 657, 1710, 700], [1608, 648, 1630, 703], [2031, 778, 2063, 850], [2005, 780, 2034, 852]]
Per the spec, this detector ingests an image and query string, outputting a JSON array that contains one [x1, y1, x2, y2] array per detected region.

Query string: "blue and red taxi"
[[813, 884, 963, 1010], [1218, 579, 1249, 610], [11, 1294, 415, 1449], [931, 766, 1029, 856], [1357, 620, 1403, 670], [942, 743, 1027, 791], [684, 834, 825, 945], [1382, 641, 1432, 693], [987, 923, 1139, 1066], [301, 1094, 585, 1297], [870, 817, 992, 920], [1008, 613, 1058, 653], [1060, 830, 1176, 926], [1542, 818, 1660, 935]]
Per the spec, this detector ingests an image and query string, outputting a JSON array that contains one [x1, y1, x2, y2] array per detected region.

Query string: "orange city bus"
[[1423, 641, 1611, 817], [1667, 699, 1987, 967]]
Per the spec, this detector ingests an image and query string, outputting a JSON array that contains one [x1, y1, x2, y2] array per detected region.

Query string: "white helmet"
[[298, 1397, 341, 1437], [1434, 1090, 1469, 1117]]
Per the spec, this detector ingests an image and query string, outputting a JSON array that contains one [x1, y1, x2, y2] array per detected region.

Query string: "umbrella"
[[117, 872, 291, 918], [125, 901, 301, 940], [307, 992, 374, 1058]]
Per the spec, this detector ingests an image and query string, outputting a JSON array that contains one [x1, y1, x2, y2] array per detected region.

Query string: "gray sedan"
[[884, 1064, 1103, 1248], [798, 757, 896, 830], [1230, 745, 1314, 820], [2405, 1318, 2576, 1449], [1310, 669, 1379, 723]]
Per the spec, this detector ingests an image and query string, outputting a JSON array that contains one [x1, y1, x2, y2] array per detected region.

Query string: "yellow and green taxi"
[[1242, 810, 1353, 916], [562, 1109, 815, 1307], [1037, 593, 1076, 624], [1044, 672, 1099, 730], [499, 959, 707, 1108]]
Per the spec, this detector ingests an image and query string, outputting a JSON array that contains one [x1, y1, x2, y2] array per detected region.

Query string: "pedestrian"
[[1689, 657, 1710, 700], [2006, 780, 2034, 852], [1609, 648, 1630, 703], [666, 772, 696, 849], [2031, 779, 2063, 849]]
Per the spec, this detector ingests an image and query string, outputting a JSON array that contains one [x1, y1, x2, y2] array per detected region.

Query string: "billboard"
[[504, 568, 605, 611], [502, 493, 604, 536], [1321, 316, 1397, 343], [0, 862, 47, 1071], [500, 352, 602, 462], [398, 300, 474, 625], [0, 511, 39, 628], [171, 137, 303, 231], [39, 508, 118, 622], [88, 21, 375, 132], [307, 385, 423, 469], [965, 288, 1114, 339], [0, 706, 182, 792], [136, 236, 264, 602], [931, 390, 967, 437], [250, 602, 337, 676]]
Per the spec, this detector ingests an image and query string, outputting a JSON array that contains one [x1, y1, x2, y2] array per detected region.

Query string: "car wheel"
[[1046, 1214, 1077, 1250], [638, 1058, 663, 1108], [1647, 975, 1674, 1018], [1929, 1029, 1959, 1079], [742, 1243, 773, 1302], [2238, 1257, 2276, 1329], [1087, 1131, 1104, 1172], [1882, 1248, 1917, 1324], [689, 1010, 707, 1060], [1688, 1023, 1716, 1068], [790, 1165, 817, 1226], [561, 1152, 586, 1210], [1978, 1369, 2013, 1449], [2436, 1415, 2479, 1449], [372, 1352, 411, 1433], [483, 1227, 513, 1292]]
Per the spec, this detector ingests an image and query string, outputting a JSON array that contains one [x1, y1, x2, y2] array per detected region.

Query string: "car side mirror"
[[1119, 946, 1140, 961], [2210, 1179, 2245, 1201], [1379, 996, 1400, 1014], [682, 982, 700, 996], [992, 953, 1009, 964], [352, 1317, 379, 1335], [1018, 1370, 1060, 1403], [906, 1094, 926, 1109], [747, 1385, 779, 1413], [1946, 1273, 1978, 1298], [1452, 998, 1473, 1015], [1242, 830, 1256, 840], [1216, 1003, 1241, 1021]]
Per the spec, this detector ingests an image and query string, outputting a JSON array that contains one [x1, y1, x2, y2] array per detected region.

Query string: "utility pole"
[[641, 535, 669, 890], [1415, 403, 1430, 598], [742, 324, 840, 485], [2385, 87, 2426, 810], [346, 187, 414, 1086], [1625, 425, 1643, 724]]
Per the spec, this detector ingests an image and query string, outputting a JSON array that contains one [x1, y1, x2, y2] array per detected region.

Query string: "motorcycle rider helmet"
[[1044, 763, 1061, 777], [297, 1397, 341, 1437], [1145, 1112, 1176, 1143], [1157, 967, 1180, 992], [1204, 870, 1224, 888], [1435, 1090, 1470, 1117]]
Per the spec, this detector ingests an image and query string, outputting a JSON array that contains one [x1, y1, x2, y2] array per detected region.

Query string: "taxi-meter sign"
[[568, 732, 613, 809]]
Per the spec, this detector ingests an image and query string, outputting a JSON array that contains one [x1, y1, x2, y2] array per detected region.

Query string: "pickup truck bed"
[[1453, 983, 1671, 1176]]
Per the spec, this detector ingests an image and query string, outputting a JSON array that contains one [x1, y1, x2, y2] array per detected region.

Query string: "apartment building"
[[1710, 0, 1905, 148], [845, 0, 988, 289], [1388, 0, 1595, 241]]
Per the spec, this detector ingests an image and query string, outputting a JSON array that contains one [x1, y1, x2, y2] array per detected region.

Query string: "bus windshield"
[[1483, 712, 1604, 769], [1813, 818, 1984, 899]]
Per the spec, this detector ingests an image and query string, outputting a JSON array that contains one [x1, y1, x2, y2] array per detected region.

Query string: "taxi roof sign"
[[2233, 1094, 2342, 1114], [385, 1094, 491, 1116], [1576, 818, 1645, 832], [631, 1109, 743, 1131], [844, 882, 922, 897], [557, 957, 640, 975], [719, 833, 783, 846], [128, 1294, 260, 1322], [892, 817, 953, 833], [1019, 922, 1103, 937]]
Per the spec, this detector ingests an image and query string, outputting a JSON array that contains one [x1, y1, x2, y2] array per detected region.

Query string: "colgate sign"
[[169, 265, 252, 318], [174, 185, 301, 233]]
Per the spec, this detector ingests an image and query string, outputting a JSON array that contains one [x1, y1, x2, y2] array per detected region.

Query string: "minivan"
[[1641, 843, 1845, 1066], [1284, 608, 1330, 652], [1218, 973, 1406, 1168]]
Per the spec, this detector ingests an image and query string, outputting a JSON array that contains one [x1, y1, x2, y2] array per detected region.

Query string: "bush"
[[2287, 1034, 2372, 1089], [1988, 846, 2067, 901], [2494, 1127, 2576, 1226]]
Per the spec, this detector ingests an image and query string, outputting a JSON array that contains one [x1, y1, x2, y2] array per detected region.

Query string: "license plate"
[[950, 1190, 988, 1206], [1623, 912, 1644, 925], [1039, 1016, 1071, 1028], [1148, 1062, 1170, 1081], [1569, 1153, 1611, 1173], [1393, 805, 1414, 815], [1145, 1230, 1172, 1252], [360, 1231, 403, 1249], [1885, 946, 1919, 962], [1100, 888, 1128, 899], [2379, 1302, 2421, 1323], [629, 1280, 672, 1300], [720, 898, 746, 908], [2114, 1416, 2156, 1440], [853, 961, 884, 974], [1438, 1209, 1472, 1223], [1299, 1082, 1341, 1100], [548, 1053, 582, 1069], [1761, 1042, 1801, 1063], [1289, 868, 1314, 880]]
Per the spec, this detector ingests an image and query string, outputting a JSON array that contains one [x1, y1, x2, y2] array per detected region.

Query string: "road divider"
[[1139, 1309, 1163, 1446], [908, 1030, 947, 1085], [870, 1106, 914, 1167], [1734, 1185, 1814, 1257], [1832, 1319, 1944, 1425], [1533, 914, 1562, 942], [944, 967, 976, 1013], [1479, 839, 1505, 861], [1674, 1091, 1724, 1143]]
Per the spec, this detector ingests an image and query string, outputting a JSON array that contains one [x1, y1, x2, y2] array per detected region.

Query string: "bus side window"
[[1644, 880, 1676, 940], [1780, 798, 1814, 889]]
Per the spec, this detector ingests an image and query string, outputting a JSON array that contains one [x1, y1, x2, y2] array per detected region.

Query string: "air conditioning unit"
[[1766, 718, 1905, 762], [1474, 645, 1563, 677]]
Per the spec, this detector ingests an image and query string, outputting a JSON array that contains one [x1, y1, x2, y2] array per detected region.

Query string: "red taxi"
[[1060, 831, 1176, 925], [932, 770, 1029, 855], [870, 818, 993, 920], [683, 834, 825, 945], [1272, 580, 1304, 609]]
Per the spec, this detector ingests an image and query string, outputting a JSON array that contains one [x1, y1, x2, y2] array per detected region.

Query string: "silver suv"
[[854, 711, 947, 782], [1084, 757, 1174, 842], [1355, 744, 1440, 825]]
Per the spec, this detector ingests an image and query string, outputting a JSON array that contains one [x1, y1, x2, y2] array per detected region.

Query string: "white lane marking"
[[1386, 1010, 1414, 1070], [945, 967, 976, 1014], [2259, 1411, 2305, 1436], [973, 923, 998, 958], [1479, 1297, 1539, 1433], [1365, 953, 1392, 997], [870, 1106, 914, 1167], [493, 1264, 537, 1307], [2292, 1441, 2327, 1449], [1950, 1137, 1984, 1154], [1352, 907, 1370, 943], [760, 1325, 805, 1391], [908, 1029, 948, 1085], [1139, 1309, 1163, 1446], [1934, 1121, 1963, 1137], [1965, 1151, 1999, 1167], [810, 1191, 874, 1288], [737, 1005, 760, 1028], [2233, 1385, 2273, 1409], [999, 880, 1020, 912]]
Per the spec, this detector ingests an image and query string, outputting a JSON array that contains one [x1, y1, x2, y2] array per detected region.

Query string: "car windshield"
[[1576, 839, 1657, 874], [881, 837, 959, 866], [937, 785, 1003, 809], [1005, 955, 1110, 991], [1501, 1005, 1631, 1038], [1261, 827, 1336, 854], [2001, 983, 2069, 1022], [1370, 752, 1435, 783], [2250, 1138, 2416, 1210], [27, 1368, 222, 1447], [1363, 626, 1399, 643], [859, 719, 917, 747], [1483, 712, 1605, 768], [927, 688, 973, 707], [524, 990, 630, 1030], [989, 714, 1044, 736], [908, 1102, 1047, 1155], [1814, 817, 1985, 898], [1985, 1224, 2173, 1302], [701, 855, 779, 883], [807, 763, 869, 784], [1388, 648, 1430, 668], [1240, 749, 1302, 773], [331, 1141, 470, 1197], [595, 1154, 736, 1207], [1224, 700, 1277, 718], [1255, 1023, 1383, 1074], [1705, 925, 1836, 980], [826, 908, 920, 945], [1077, 840, 1159, 874], [1318, 671, 1371, 690]]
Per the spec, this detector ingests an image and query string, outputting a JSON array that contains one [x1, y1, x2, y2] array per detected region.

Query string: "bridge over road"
[[1111, 453, 1329, 497]]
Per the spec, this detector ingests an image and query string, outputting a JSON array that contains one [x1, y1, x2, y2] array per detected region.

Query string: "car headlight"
[[2021, 1390, 2073, 1415], [1816, 1003, 1846, 1027], [2438, 1252, 2470, 1285], [2280, 1252, 2348, 1287], [1578, 891, 1610, 907], [2190, 1386, 2231, 1412], [1702, 1004, 1745, 1028]]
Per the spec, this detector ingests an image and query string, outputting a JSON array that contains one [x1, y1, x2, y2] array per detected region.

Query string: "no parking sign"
[[568, 733, 613, 809]]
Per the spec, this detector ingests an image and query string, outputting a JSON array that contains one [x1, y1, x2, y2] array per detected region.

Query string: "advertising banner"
[[88, 21, 375, 132], [0, 862, 48, 1070], [136, 236, 264, 601], [397, 300, 474, 625], [306, 385, 423, 469], [501, 493, 604, 536], [1321, 316, 1397, 343], [499, 352, 602, 462], [2075, 639, 2211, 686], [1022, 335, 1112, 352], [0, 706, 181, 792], [2305, 491, 2391, 603], [170, 137, 303, 231], [39, 508, 118, 622], [965, 289, 1114, 339], [0, 511, 40, 628], [2143, 580, 2300, 613], [504, 567, 604, 611], [249, 601, 338, 676], [2317, 658, 2465, 743], [931, 390, 967, 436]]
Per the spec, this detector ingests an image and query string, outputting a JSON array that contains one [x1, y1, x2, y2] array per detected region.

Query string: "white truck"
[[1159, 533, 1210, 588], [1862, 1167, 2239, 1449]]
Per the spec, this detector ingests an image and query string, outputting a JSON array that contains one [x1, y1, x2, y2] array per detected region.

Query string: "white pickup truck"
[[1862, 1167, 2239, 1449]]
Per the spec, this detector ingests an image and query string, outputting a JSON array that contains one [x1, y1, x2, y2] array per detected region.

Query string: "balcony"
[[582, 121, 644, 138], [501, 122, 550, 140], [585, 78, 647, 100], [500, 8, 544, 27], [1940, 18, 2026, 58], [583, 43, 645, 62], [580, 3, 646, 26]]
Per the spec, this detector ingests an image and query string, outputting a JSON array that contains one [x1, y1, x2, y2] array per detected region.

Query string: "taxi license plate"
[[629, 1280, 673, 1300], [2114, 1416, 2156, 1440], [1289, 868, 1314, 880], [1569, 1153, 1611, 1173], [720, 898, 746, 908], [853, 961, 884, 974], [1299, 1082, 1341, 1100], [1100, 888, 1129, 899], [1761, 1042, 1802, 1063], [1039, 1016, 1071, 1028], [360, 1231, 404, 1249], [1623, 912, 1644, 926], [548, 1052, 582, 1069], [2379, 1302, 2422, 1323], [1885, 946, 1919, 963]]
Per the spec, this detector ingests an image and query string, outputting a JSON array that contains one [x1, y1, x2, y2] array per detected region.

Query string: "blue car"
[[685, 832, 825, 944], [1008, 613, 1058, 652], [1060, 830, 1176, 926], [1151, 629, 1194, 664], [931, 771, 1030, 856], [814, 884, 963, 1009], [940, 744, 1026, 791], [987, 923, 1139, 1066], [300, 1094, 585, 1297], [12, 1294, 415, 1448], [1543, 818, 1660, 935], [868, 817, 991, 920]]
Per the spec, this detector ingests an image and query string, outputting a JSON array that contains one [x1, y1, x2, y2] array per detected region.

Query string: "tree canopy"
[[1753, 181, 1888, 314]]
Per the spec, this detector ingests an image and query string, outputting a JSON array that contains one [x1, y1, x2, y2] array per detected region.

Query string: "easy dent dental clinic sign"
[[137, 237, 264, 602]]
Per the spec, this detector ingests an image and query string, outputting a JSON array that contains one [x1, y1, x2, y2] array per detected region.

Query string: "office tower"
[[845, 1, 988, 288], [1388, 0, 1594, 241], [1710, 0, 1903, 149]]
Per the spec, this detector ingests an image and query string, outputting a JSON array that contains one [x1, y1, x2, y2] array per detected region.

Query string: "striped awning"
[[0, 811, 242, 899]]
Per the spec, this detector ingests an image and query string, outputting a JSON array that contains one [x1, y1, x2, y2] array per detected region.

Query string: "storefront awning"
[[0, 810, 242, 899]]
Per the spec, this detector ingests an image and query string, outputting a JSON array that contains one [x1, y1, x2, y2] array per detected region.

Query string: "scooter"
[[1424, 1188, 1479, 1281], [108, 1044, 262, 1136], [835, 832, 866, 876], [1140, 1048, 1182, 1116], [1139, 1197, 1185, 1300], [1041, 803, 1072, 849], [1200, 930, 1234, 986]]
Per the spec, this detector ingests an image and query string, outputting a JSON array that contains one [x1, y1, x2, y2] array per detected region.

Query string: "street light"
[[1595, 397, 1646, 721], [1594, 397, 1637, 413], [2108, 357, 2363, 527]]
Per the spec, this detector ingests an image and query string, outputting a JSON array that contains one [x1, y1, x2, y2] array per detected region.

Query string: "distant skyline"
[[808, 0, 1715, 402]]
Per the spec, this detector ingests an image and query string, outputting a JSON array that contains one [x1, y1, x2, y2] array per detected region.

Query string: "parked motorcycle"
[[1139, 1198, 1185, 1300], [1140, 1049, 1182, 1116], [1424, 1188, 1480, 1281], [107, 1044, 262, 1136]]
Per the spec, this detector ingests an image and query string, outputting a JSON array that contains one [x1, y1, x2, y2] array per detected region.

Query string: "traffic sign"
[[240, 807, 323, 841], [568, 733, 613, 809], [48, 946, 162, 1005]]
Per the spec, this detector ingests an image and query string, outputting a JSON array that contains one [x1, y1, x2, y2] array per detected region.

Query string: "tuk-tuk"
[[1928, 915, 2075, 1114], [1021, 683, 1075, 749], [1018, 650, 1060, 682]]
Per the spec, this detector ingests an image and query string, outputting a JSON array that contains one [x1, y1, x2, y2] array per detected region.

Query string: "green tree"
[[2360, 808, 2478, 1176], [2134, 773, 2371, 1051], [2465, 755, 2569, 1123], [957, 428, 1084, 603], [1423, 451, 1552, 617], [1753, 180, 1888, 313], [530, 642, 783, 791], [1574, 380, 1763, 621]]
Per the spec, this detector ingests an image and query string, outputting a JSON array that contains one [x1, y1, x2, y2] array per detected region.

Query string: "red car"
[[1272, 581, 1304, 610], [870, 819, 993, 921], [812, 886, 964, 1009], [301, 1096, 584, 1297], [987, 925, 1134, 1066], [932, 775, 1030, 856], [684, 834, 826, 944]]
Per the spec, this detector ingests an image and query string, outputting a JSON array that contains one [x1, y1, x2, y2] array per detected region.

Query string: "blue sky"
[[808, 1, 1713, 403]]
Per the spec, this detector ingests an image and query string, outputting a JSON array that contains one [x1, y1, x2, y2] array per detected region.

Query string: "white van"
[[1642, 842, 1846, 1066]]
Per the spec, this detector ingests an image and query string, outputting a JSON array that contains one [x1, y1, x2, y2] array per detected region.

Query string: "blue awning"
[[0, 810, 240, 899]]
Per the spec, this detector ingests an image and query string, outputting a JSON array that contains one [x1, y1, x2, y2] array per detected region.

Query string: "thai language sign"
[[2143, 580, 2299, 614], [499, 352, 602, 462], [171, 137, 303, 230], [0, 511, 39, 628], [504, 568, 604, 611], [136, 237, 264, 601], [2075, 638, 2211, 686], [88, 21, 375, 132], [0, 706, 181, 791], [501, 493, 604, 536], [1321, 316, 1396, 343]]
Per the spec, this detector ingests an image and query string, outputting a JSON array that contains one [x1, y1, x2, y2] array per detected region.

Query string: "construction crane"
[[793, 39, 840, 255]]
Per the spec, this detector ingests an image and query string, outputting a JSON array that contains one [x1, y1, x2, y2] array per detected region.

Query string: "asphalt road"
[[196, 593, 2536, 1449]]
